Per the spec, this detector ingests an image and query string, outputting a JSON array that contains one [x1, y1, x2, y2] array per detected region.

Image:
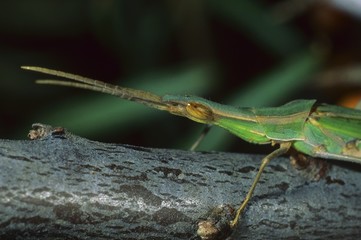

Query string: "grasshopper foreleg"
[[189, 124, 212, 151], [230, 142, 292, 228]]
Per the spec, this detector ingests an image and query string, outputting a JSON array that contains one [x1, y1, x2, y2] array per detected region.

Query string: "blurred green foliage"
[[3, 0, 355, 153]]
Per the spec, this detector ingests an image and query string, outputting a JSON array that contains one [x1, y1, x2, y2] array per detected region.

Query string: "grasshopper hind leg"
[[230, 142, 292, 228]]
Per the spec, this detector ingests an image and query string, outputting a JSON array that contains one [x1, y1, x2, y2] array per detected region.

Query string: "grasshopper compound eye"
[[185, 102, 214, 122]]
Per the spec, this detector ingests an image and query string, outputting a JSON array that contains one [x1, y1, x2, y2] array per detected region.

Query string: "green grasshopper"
[[22, 66, 361, 229]]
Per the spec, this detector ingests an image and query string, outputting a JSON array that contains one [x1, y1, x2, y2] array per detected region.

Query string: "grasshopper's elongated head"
[[162, 95, 216, 124], [162, 94, 271, 144]]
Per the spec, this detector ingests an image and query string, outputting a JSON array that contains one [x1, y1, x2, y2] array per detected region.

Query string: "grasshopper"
[[22, 66, 361, 229]]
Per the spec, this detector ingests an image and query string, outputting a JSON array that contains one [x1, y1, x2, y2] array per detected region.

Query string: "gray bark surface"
[[0, 125, 360, 239]]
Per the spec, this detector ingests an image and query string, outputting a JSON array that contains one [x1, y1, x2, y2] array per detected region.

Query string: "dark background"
[[2, 0, 361, 153]]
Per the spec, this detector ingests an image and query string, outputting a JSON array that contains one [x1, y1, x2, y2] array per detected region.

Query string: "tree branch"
[[0, 124, 360, 239]]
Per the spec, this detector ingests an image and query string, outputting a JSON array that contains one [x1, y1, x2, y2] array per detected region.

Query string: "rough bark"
[[0, 124, 360, 240]]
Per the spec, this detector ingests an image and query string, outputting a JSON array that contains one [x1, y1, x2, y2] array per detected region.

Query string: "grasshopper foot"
[[290, 153, 330, 181], [197, 205, 234, 240]]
